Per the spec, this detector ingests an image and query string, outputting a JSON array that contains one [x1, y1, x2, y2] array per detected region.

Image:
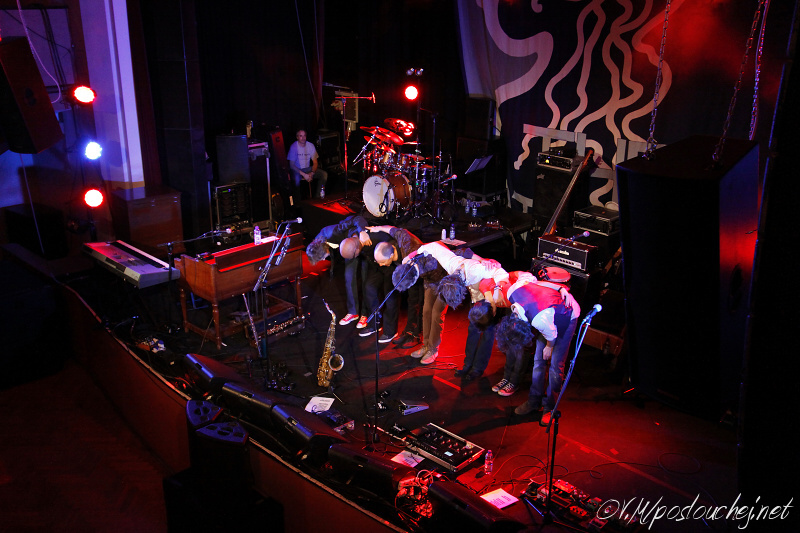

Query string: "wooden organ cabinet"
[[174, 233, 304, 349]]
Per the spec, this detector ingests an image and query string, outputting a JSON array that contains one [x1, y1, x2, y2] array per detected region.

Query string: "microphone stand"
[[528, 307, 599, 527], [326, 93, 376, 208], [364, 258, 420, 447], [244, 221, 295, 388], [158, 230, 232, 327]]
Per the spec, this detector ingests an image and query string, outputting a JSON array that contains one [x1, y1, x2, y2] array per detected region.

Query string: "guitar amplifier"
[[537, 234, 600, 272], [573, 205, 620, 236]]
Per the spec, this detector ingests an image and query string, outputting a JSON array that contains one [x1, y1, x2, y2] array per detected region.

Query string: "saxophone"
[[317, 299, 344, 387]]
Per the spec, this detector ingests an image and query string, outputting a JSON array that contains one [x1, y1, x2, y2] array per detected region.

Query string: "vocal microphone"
[[567, 231, 591, 241], [209, 227, 233, 236], [582, 304, 602, 324], [282, 217, 303, 225]]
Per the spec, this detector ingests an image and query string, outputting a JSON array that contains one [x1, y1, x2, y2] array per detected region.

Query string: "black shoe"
[[465, 370, 482, 381], [454, 368, 470, 378], [359, 327, 377, 337], [392, 332, 419, 346], [378, 332, 397, 344]]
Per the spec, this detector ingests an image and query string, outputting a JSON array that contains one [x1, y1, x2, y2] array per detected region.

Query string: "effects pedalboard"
[[524, 479, 645, 532], [408, 423, 485, 472]]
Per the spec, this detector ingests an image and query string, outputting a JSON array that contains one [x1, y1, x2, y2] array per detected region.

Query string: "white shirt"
[[416, 241, 509, 302]]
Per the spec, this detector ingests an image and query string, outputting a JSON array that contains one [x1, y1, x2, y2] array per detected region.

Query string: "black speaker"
[[616, 135, 758, 418], [426, 480, 525, 532], [216, 134, 250, 184], [532, 166, 590, 229], [181, 353, 249, 395], [270, 404, 347, 465], [220, 381, 289, 427], [0, 37, 63, 154], [327, 443, 416, 499]]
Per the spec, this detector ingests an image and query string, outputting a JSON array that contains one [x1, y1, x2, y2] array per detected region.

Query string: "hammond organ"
[[174, 233, 304, 349]]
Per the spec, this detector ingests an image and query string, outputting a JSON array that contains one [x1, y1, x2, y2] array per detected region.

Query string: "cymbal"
[[378, 128, 404, 145], [384, 118, 415, 136], [404, 154, 427, 162], [363, 136, 395, 153]]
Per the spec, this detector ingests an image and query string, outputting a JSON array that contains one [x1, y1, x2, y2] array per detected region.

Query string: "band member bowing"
[[395, 241, 509, 366], [470, 268, 580, 426], [358, 226, 422, 343], [306, 215, 371, 325]]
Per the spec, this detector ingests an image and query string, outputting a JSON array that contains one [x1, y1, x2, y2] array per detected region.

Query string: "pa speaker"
[[328, 443, 415, 499], [181, 353, 249, 395], [426, 480, 525, 532], [0, 37, 63, 154], [616, 135, 758, 419], [270, 404, 347, 465], [216, 134, 250, 184], [220, 381, 289, 427]]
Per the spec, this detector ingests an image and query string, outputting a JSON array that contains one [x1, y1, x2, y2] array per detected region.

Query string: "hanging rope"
[[644, 0, 673, 160], [712, 0, 767, 165]]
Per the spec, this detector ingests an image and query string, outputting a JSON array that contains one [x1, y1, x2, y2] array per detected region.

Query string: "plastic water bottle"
[[253, 225, 261, 245], [484, 449, 494, 474], [465, 200, 471, 214], [320, 186, 326, 199], [472, 202, 478, 217], [449, 223, 456, 240], [441, 228, 447, 241]]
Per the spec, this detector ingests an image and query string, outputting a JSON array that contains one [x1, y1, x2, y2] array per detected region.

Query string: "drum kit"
[[354, 118, 454, 219]]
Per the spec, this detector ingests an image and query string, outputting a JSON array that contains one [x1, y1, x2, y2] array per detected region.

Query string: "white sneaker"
[[410, 346, 428, 359], [420, 350, 438, 365]]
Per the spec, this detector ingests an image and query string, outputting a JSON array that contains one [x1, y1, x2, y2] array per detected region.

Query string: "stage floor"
[[25, 238, 744, 533]]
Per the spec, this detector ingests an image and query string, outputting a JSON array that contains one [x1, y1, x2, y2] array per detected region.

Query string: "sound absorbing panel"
[[616, 135, 758, 418], [0, 37, 63, 153]]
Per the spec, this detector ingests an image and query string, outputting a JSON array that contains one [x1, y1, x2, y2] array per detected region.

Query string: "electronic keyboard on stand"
[[84, 240, 179, 289]]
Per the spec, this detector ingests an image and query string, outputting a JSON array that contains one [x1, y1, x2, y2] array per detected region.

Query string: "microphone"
[[582, 304, 602, 324], [567, 230, 591, 241], [282, 217, 303, 225]]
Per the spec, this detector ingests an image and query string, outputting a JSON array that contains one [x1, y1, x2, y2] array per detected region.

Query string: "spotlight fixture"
[[72, 85, 96, 105], [406, 68, 424, 77], [83, 187, 105, 208], [84, 141, 102, 160], [404, 85, 419, 101]]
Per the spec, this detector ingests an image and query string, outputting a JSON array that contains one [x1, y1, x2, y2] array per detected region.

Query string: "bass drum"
[[362, 172, 412, 217]]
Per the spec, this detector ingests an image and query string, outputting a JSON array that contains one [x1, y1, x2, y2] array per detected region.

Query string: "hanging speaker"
[[616, 135, 758, 418], [0, 37, 63, 154]]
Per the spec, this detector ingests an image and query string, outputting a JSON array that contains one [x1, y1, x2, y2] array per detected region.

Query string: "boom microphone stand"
[[529, 304, 602, 525]]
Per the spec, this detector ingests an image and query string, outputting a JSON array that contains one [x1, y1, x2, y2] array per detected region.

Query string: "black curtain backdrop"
[[194, 0, 465, 171]]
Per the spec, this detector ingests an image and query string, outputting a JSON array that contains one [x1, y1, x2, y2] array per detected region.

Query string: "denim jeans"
[[528, 317, 578, 411]]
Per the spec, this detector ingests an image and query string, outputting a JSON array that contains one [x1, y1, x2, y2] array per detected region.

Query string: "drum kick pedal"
[[398, 400, 429, 415]]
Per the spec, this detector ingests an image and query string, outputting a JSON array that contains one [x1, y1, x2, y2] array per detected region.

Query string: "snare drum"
[[362, 172, 412, 217]]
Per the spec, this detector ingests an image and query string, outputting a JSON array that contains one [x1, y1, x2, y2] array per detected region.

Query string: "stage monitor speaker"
[[270, 404, 348, 466], [216, 134, 250, 184], [0, 37, 63, 154], [531, 166, 590, 229], [616, 135, 758, 419], [220, 381, 289, 427], [426, 480, 525, 532], [181, 353, 249, 395], [327, 443, 416, 499], [185, 399, 223, 429]]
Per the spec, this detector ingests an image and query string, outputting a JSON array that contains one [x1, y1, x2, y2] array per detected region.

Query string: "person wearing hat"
[[469, 267, 580, 425], [306, 215, 371, 325]]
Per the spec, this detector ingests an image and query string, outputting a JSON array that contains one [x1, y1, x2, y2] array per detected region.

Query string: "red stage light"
[[404, 85, 419, 101], [84, 188, 104, 208], [72, 85, 96, 104]]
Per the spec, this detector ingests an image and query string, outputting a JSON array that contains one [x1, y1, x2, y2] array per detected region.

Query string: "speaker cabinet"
[[327, 443, 415, 499], [616, 135, 758, 418], [220, 381, 289, 427], [426, 480, 525, 532], [181, 353, 249, 395], [270, 404, 347, 465], [0, 37, 63, 153], [216, 134, 250, 184]]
